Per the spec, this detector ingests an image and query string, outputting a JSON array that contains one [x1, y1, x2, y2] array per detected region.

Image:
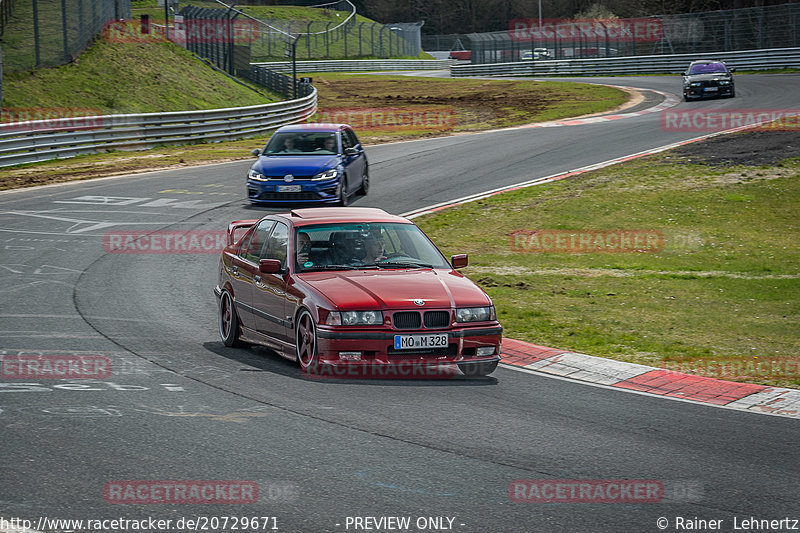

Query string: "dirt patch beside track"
[[670, 130, 800, 166]]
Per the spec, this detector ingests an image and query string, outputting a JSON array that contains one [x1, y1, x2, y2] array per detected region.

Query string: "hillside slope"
[[2, 38, 280, 118]]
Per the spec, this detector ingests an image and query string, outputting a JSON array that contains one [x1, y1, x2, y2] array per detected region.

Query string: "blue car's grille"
[[263, 175, 315, 180], [255, 191, 321, 201]]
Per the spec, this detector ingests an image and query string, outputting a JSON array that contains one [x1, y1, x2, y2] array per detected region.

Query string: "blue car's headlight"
[[718, 80, 731, 85], [248, 169, 268, 181], [312, 169, 338, 181], [689, 82, 702, 87]]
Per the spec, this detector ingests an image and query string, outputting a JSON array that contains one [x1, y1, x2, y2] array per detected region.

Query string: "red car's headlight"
[[455, 306, 495, 322], [324, 310, 383, 326]]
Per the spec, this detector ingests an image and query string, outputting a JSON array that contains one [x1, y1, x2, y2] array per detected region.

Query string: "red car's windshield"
[[295, 222, 451, 271]]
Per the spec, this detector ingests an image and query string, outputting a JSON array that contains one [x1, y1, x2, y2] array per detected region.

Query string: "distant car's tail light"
[[339, 351, 362, 361], [455, 306, 495, 323], [476, 346, 496, 357]]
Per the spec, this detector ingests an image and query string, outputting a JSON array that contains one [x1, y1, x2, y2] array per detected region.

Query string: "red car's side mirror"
[[450, 254, 468, 269], [259, 259, 282, 274]]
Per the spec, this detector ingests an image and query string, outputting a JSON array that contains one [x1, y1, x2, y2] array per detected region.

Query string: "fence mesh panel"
[[1, 0, 130, 73]]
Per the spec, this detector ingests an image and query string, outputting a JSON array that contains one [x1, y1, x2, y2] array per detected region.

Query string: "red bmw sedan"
[[215, 207, 502, 377]]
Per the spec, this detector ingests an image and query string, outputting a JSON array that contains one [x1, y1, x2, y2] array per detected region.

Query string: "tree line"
[[348, 0, 796, 35]]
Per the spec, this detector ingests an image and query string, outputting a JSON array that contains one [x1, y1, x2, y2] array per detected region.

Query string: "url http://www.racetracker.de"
[[0, 515, 279, 532]]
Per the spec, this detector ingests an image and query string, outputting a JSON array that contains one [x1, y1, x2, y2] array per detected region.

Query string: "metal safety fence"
[[451, 47, 800, 77], [0, 87, 317, 168], [250, 59, 455, 73], [424, 2, 800, 64], [0, 0, 131, 72], [241, 64, 314, 99]]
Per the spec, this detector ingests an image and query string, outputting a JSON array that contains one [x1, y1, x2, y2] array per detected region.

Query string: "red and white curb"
[[517, 87, 681, 128], [501, 339, 800, 418]]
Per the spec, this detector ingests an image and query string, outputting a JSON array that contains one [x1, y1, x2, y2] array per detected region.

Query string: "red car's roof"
[[281, 207, 411, 226]]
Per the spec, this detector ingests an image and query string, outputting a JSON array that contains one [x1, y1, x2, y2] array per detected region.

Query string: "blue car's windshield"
[[295, 222, 451, 271], [689, 62, 728, 74], [264, 132, 339, 156]]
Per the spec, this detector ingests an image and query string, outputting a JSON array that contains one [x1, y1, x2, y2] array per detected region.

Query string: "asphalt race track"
[[1, 74, 799, 533]]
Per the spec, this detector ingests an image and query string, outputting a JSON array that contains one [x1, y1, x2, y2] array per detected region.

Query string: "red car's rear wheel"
[[296, 309, 318, 372], [219, 290, 248, 348]]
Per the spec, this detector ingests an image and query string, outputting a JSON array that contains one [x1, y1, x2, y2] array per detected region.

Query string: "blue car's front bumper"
[[247, 178, 341, 205]]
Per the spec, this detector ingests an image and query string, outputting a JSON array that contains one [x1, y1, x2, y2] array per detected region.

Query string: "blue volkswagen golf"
[[247, 123, 369, 206]]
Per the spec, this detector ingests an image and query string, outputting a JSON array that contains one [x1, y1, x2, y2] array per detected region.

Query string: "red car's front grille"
[[393, 310, 451, 329], [393, 311, 421, 329], [423, 311, 450, 328]]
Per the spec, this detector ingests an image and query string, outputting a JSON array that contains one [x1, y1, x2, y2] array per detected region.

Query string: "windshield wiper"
[[302, 264, 380, 271], [302, 264, 359, 271], [375, 261, 434, 269]]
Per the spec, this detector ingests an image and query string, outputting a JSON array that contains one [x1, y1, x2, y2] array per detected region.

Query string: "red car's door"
[[230, 220, 274, 331], [253, 221, 292, 344]]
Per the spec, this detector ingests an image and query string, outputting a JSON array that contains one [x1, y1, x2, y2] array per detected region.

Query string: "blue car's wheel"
[[359, 165, 369, 195], [338, 177, 349, 206]]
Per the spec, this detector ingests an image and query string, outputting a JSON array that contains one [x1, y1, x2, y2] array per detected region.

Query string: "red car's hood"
[[297, 268, 491, 310]]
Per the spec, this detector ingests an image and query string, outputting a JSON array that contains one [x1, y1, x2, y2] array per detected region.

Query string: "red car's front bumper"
[[310, 325, 502, 377]]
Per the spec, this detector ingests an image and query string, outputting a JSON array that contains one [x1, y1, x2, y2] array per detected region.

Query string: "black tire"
[[296, 309, 318, 373], [219, 290, 249, 348], [338, 177, 349, 207], [358, 165, 369, 195], [458, 360, 499, 377]]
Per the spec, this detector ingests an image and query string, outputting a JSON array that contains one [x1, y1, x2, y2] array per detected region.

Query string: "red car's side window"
[[239, 221, 275, 263], [263, 222, 289, 269]]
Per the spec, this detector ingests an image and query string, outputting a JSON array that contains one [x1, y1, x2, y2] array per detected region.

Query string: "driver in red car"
[[361, 234, 387, 263]]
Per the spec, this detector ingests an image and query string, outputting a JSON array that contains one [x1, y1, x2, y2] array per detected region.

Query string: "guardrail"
[[251, 59, 456, 73], [451, 47, 800, 77], [0, 89, 317, 168]]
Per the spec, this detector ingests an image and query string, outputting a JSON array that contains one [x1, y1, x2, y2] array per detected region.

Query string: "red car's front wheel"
[[296, 309, 318, 373]]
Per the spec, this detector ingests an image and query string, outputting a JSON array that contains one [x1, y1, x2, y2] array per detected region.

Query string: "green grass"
[[415, 151, 800, 387], [2, 37, 279, 115]]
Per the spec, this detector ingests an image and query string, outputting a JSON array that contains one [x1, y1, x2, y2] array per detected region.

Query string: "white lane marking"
[[54, 196, 148, 206], [4, 211, 160, 234], [54, 196, 226, 209]]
